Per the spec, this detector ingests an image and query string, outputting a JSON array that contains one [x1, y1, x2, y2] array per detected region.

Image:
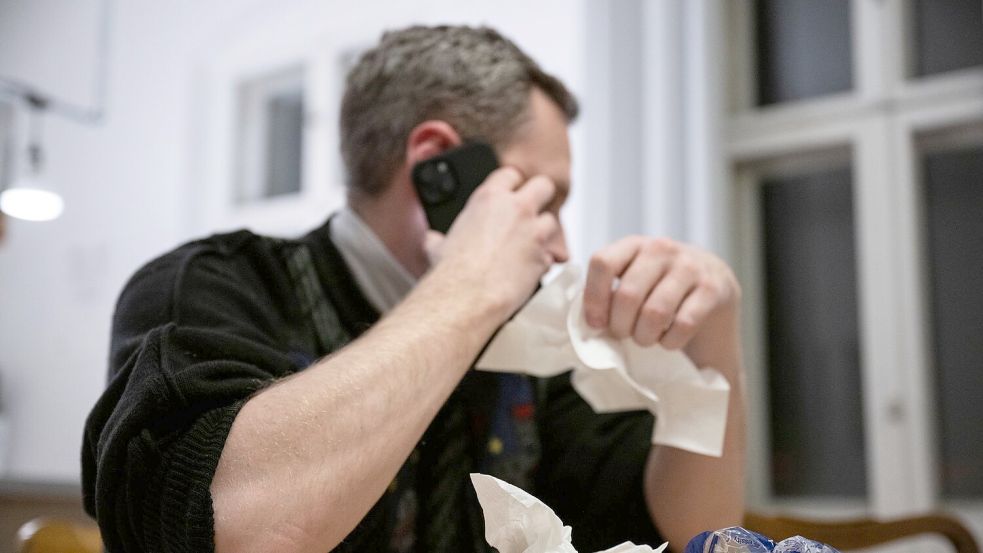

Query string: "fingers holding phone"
[[416, 147, 564, 319], [412, 142, 502, 233]]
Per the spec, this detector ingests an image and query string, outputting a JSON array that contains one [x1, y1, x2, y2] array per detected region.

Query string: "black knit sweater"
[[81, 219, 663, 552]]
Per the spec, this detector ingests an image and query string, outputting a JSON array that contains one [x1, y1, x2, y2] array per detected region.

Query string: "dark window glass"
[[923, 145, 983, 498], [235, 67, 305, 204], [755, 0, 853, 106], [761, 166, 867, 497], [264, 90, 304, 198], [912, 0, 983, 77]]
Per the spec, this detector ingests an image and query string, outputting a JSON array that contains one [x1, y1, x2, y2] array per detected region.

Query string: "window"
[[198, 27, 356, 239], [727, 0, 983, 540], [920, 140, 983, 499], [755, 0, 853, 105], [911, 0, 983, 77], [235, 65, 306, 204], [760, 165, 866, 498]]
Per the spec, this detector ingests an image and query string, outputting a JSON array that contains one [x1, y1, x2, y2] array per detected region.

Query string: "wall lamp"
[[0, 0, 112, 223]]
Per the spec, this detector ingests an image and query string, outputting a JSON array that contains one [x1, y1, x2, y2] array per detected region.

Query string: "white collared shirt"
[[330, 207, 417, 314]]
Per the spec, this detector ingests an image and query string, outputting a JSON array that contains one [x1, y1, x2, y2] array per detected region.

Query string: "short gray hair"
[[340, 25, 578, 197]]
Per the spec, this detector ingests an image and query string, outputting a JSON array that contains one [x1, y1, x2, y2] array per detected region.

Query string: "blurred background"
[[0, 0, 980, 552]]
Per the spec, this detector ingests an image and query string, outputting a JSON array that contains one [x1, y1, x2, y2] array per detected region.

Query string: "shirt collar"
[[329, 206, 417, 313]]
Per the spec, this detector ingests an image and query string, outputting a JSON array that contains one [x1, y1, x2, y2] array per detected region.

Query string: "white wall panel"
[[0, 0, 588, 483]]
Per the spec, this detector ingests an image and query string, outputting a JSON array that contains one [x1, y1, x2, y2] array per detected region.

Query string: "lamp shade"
[[0, 176, 64, 222]]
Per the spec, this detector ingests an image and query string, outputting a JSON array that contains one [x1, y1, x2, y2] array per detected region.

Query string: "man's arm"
[[583, 236, 747, 552], [643, 310, 746, 551], [211, 168, 564, 553]]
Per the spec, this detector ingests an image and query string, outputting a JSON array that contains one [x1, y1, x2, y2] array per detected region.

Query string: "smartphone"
[[411, 142, 499, 233]]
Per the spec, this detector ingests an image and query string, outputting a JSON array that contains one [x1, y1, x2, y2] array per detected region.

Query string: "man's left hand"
[[582, 235, 741, 354]]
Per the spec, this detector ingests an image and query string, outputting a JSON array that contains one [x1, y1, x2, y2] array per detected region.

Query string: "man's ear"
[[405, 121, 463, 168]]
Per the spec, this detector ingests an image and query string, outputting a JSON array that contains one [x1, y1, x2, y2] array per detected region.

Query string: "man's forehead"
[[495, 88, 573, 199]]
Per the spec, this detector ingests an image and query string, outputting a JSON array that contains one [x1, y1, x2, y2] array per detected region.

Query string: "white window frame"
[[723, 0, 983, 547], [234, 64, 307, 205], [194, 17, 367, 238]]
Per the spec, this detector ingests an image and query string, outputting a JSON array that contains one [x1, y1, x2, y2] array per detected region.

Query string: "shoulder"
[[110, 229, 295, 368], [114, 230, 259, 318]]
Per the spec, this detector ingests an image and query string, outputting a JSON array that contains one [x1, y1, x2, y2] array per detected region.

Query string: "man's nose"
[[549, 227, 569, 263]]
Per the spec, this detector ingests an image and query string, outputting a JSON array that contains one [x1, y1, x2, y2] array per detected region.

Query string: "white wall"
[[0, 0, 589, 483]]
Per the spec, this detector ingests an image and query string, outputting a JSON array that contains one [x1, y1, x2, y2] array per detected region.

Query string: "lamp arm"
[[0, 0, 112, 126]]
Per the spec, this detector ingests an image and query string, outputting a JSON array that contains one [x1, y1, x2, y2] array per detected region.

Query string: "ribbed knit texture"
[[418, 397, 473, 552], [81, 218, 664, 552]]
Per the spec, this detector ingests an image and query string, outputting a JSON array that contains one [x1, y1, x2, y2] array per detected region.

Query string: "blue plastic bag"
[[773, 536, 839, 553], [685, 527, 841, 553], [684, 526, 775, 552]]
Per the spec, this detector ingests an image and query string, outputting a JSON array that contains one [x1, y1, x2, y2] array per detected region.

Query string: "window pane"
[[912, 0, 983, 77], [235, 67, 305, 204], [761, 166, 867, 498], [264, 90, 304, 198], [756, 0, 853, 106], [923, 145, 983, 499]]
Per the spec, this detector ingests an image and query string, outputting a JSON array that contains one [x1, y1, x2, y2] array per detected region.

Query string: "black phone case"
[[411, 142, 500, 233]]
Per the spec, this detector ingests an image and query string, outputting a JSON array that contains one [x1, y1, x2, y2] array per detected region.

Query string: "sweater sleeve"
[[82, 244, 301, 552], [535, 372, 665, 551]]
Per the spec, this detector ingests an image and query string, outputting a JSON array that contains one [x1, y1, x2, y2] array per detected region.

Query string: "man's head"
[[340, 25, 578, 200]]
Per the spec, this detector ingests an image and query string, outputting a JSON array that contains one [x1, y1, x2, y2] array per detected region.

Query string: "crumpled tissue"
[[471, 473, 667, 553], [475, 265, 731, 457]]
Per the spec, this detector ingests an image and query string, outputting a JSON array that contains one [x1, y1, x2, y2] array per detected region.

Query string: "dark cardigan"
[[81, 218, 662, 552]]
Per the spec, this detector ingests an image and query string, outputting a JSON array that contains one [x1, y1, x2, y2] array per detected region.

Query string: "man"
[[83, 25, 745, 553]]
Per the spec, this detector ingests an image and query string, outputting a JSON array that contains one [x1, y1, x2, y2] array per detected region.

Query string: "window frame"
[[195, 24, 363, 237], [723, 0, 983, 541], [234, 64, 307, 205]]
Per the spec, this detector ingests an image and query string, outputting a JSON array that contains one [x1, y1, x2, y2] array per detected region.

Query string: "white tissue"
[[475, 265, 731, 457], [470, 473, 667, 553]]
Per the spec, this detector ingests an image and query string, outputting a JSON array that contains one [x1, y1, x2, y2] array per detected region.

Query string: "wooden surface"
[[0, 488, 91, 553], [16, 519, 102, 553], [2, 490, 979, 552], [745, 511, 981, 552]]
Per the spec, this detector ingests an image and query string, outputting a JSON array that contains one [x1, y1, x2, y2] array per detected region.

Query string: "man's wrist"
[[423, 260, 513, 319], [405, 262, 511, 346], [684, 307, 743, 376]]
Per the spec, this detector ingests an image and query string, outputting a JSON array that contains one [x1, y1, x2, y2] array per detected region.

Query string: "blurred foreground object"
[[743, 511, 980, 552], [685, 527, 777, 552], [471, 473, 667, 552], [16, 519, 102, 553]]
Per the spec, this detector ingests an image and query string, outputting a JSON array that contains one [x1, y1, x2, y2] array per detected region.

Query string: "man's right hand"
[[428, 166, 567, 321], [213, 167, 569, 553]]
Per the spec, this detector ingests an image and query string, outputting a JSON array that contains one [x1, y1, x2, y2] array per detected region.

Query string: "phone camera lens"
[[439, 172, 456, 194], [416, 159, 456, 204], [417, 161, 449, 204]]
